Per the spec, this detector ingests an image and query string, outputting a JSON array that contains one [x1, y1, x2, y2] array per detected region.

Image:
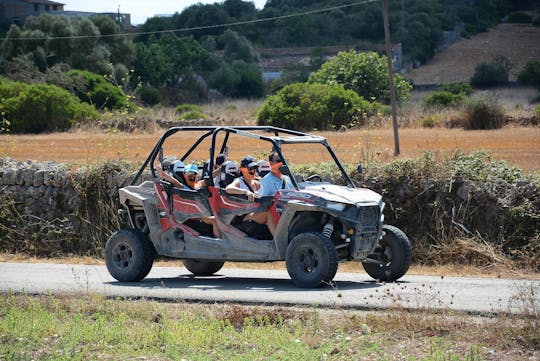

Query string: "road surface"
[[1, 262, 538, 314]]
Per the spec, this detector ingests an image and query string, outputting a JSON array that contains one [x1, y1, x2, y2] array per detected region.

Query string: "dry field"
[[405, 23, 540, 84], [1, 126, 539, 172]]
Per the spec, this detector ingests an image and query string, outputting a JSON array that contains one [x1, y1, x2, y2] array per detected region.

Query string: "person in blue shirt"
[[260, 151, 294, 196]]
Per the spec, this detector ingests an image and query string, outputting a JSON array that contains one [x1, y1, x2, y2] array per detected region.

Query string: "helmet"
[[220, 160, 239, 187], [258, 159, 271, 177], [172, 160, 185, 180]]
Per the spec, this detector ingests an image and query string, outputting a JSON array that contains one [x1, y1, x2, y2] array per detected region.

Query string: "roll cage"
[[130, 126, 356, 189]]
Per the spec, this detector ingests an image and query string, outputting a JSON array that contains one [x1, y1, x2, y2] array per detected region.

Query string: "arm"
[[225, 179, 256, 202], [156, 163, 184, 188]]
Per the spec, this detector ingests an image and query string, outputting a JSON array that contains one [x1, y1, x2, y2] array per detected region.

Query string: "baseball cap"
[[240, 155, 258, 169], [184, 163, 199, 174]]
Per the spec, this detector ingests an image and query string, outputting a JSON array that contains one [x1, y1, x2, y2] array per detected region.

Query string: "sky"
[[63, 1, 268, 26]]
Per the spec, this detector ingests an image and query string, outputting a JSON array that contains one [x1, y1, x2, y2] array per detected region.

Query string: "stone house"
[[0, 0, 64, 26]]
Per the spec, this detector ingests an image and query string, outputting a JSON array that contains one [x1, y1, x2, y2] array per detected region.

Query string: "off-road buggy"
[[105, 126, 412, 287]]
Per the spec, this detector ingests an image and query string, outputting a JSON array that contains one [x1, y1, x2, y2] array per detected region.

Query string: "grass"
[[0, 291, 537, 360]]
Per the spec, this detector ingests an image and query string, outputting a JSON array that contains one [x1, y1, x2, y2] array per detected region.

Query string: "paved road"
[[1, 262, 538, 314]]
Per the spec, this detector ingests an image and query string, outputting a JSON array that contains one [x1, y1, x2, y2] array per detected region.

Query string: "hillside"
[[404, 23, 540, 85]]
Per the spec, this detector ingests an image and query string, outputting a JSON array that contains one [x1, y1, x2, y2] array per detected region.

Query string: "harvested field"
[[1, 127, 539, 172], [405, 23, 540, 85]]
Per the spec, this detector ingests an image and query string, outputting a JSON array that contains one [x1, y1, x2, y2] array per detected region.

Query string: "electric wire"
[[0, 0, 379, 41]]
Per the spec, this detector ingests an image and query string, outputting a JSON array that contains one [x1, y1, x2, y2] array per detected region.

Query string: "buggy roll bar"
[[130, 126, 355, 189]]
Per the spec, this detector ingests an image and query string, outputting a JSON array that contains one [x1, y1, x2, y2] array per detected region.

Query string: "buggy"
[[105, 126, 412, 287]]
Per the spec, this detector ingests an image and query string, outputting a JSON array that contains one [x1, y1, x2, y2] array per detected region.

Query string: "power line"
[[0, 0, 379, 41]]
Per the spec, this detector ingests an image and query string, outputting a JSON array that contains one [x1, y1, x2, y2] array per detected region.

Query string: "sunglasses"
[[271, 158, 282, 163], [248, 168, 258, 174]]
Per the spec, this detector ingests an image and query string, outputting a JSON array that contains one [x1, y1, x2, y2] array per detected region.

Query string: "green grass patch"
[[0, 293, 536, 360]]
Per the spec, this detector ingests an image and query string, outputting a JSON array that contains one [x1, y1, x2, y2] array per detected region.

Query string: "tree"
[[308, 50, 411, 103]]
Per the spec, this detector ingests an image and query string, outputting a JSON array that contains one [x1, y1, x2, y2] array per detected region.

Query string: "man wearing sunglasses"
[[260, 151, 293, 197]]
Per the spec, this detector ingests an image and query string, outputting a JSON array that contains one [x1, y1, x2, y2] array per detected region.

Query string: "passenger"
[[226, 156, 275, 237], [225, 156, 263, 201], [211, 154, 228, 186], [156, 160, 185, 189], [218, 160, 239, 188], [260, 151, 294, 196]]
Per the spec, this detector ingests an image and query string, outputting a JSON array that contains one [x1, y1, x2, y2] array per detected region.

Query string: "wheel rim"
[[112, 242, 133, 270], [298, 247, 319, 273]]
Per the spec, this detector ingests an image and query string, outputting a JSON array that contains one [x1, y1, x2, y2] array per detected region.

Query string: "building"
[[0, 0, 132, 28], [0, 0, 64, 25]]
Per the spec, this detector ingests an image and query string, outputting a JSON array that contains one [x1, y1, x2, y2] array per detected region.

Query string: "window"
[[34, 4, 38, 11], [45, 5, 49, 11]]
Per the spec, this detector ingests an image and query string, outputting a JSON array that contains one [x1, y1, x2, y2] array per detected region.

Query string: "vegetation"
[[257, 82, 381, 131], [0, 79, 97, 133], [1, 293, 537, 360], [517, 60, 540, 87], [458, 95, 506, 130], [308, 50, 412, 104], [506, 11, 533, 23], [422, 91, 464, 109], [471, 57, 510, 87]]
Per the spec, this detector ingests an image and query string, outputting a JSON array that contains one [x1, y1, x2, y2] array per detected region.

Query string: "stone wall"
[[0, 158, 136, 255]]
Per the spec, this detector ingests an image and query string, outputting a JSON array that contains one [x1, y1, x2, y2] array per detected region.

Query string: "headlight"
[[327, 201, 346, 211]]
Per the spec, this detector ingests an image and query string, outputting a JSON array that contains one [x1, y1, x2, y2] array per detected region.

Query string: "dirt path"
[[2, 127, 539, 171]]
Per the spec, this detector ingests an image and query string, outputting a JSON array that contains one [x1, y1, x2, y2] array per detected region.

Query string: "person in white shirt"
[[226, 155, 275, 237]]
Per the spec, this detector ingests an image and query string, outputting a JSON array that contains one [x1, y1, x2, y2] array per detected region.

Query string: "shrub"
[[442, 82, 473, 96], [418, 114, 445, 128], [177, 110, 208, 120], [459, 95, 506, 130], [533, 16, 540, 26], [66, 69, 131, 110], [308, 50, 412, 103], [422, 91, 465, 109], [257, 82, 380, 131], [536, 104, 540, 117], [138, 85, 162, 106], [506, 12, 533, 24], [517, 61, 540, 87], [1, 81, 97, 133], [471, 60, 509, 87], [176, 104, 203, 114]]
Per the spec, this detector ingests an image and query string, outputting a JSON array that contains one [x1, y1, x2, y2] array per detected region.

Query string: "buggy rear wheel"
[[105, 228, 154, 282], [183, 259, 225, 276], [285, 232, 338, 288], [362, 225, 412, 282]]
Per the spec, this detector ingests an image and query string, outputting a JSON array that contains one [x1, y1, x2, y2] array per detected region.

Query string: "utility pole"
[[381, 0, 400, 156]]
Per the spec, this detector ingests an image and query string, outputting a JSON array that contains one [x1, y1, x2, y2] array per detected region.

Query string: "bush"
[[257, 82, 381, 131], [66, 69, 131, 110], [308, 50, 412, 103], [175, 104, 203, 114], [422, 91, 465, 109], [177, 110, 208, 120], [506, 12, 533, 24], [442, 82, 473, 96], [0, 81, 97, 133], [533, 16, 540, 26], [459, 95, 506, 130], [517, 61, 540, 87], [138, 85, 162, 106], [418, 114, 445, 128], [471, 60, 509, 87]]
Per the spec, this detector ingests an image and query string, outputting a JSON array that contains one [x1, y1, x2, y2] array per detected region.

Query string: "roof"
[[22, 0, 65, 5]]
